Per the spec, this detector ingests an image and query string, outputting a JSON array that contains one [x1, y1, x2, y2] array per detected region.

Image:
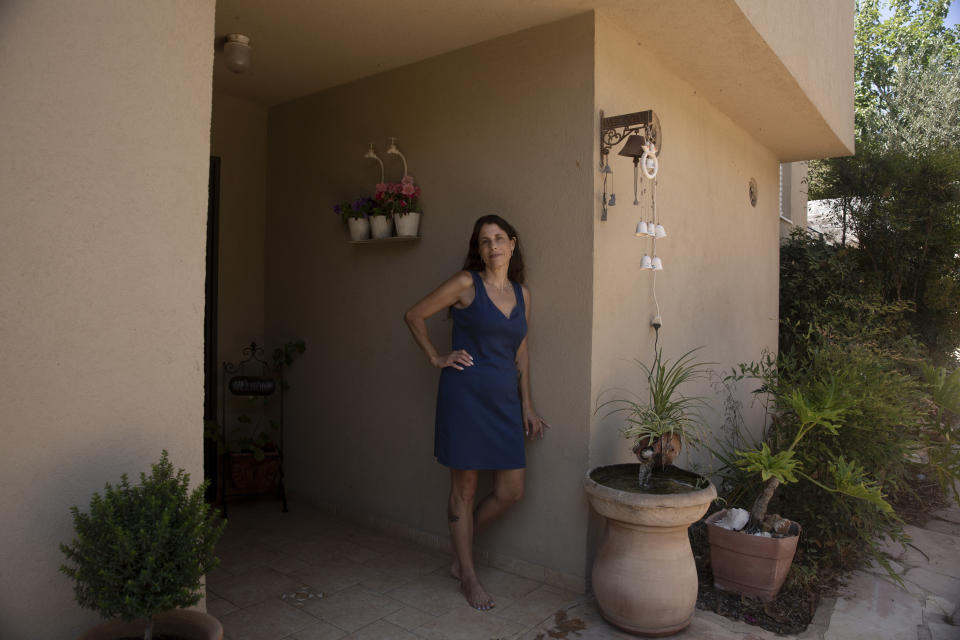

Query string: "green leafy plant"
[[727, 367, 896, 532], [921, 362, 960, 503], [60, 451, 226, 640], [597, 347, 711, 485]]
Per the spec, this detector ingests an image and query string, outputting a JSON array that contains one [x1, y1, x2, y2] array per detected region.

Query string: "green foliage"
[[854, 0, 960, 146], [737, 443, 799, 484], [597, 347, 712, 447], [60, 452, 226, 638], [921, 362, 960, 501]]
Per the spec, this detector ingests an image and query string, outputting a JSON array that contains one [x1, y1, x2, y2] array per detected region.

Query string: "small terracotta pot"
[[705, 509, 800, 602], [632, 433, 682, 468], [79, 609, 223, 640]]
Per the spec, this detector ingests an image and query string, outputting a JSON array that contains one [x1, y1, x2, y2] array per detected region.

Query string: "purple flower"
[[351, 199, 363, 212], [333, 204, 341, 214]]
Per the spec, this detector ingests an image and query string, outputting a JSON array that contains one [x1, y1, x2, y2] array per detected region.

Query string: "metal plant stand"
[[220, 341, 288, 516]]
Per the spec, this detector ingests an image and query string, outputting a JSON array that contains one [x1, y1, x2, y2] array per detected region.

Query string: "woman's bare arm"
[[516, 286, 549, 438], [404, 271, 475, 370]]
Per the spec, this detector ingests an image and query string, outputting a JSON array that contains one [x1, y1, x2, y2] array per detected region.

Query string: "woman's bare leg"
[[450, 468, 525, 579], [448, 469, 494, 610]]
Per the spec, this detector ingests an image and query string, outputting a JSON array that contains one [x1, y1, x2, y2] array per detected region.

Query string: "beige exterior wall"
[[590, 13, 779, 475], [0, 1, 215, 637], [265, 14, 596, 586], [779, 161, 809, 240], [211, 93, 268, 366]]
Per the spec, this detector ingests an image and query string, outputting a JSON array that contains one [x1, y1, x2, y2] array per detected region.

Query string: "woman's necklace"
[[482, 275, 509, 293]]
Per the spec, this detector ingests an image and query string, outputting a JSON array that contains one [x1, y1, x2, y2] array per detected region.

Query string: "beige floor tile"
[[300, 584, 404, 632], [386, 573, 471, 616], [289, 620, 347, 640], [219, 598, 319, 640], [474, 566, 542, 600], [357, 568, 417, 594], [206, 593, 240, 618], [348, 531, 417, 555], [414, 606, 527, 640], [292, 556, 375, 594], [210, 566, 304, 608], [369, 546, 449, 581], [382, 606, 438, 631], [283, 537, 344, 565], [342, 620, 420, 640], [494, 584, 584, 627]]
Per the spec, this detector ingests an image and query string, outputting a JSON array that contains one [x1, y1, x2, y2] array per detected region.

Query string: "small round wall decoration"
[[749, 178, 758, 207]]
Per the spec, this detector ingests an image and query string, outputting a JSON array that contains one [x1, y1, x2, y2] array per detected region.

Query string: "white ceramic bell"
[[640, 254, 653, 270], [635, 221, 648, 237], [654, 224, 667, 239], [651, 256, 663, 271]]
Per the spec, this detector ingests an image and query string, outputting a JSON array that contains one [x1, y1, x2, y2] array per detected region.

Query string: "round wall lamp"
[[224, 34, 252, 74]]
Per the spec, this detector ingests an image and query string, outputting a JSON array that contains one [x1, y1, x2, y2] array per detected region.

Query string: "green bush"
[[60, 451, 226, 640]]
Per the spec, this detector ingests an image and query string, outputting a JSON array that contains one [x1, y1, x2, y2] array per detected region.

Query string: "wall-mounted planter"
[[347, 217, 371, 241], [395, 211, 421, 237], [370, 215, 393, 239]]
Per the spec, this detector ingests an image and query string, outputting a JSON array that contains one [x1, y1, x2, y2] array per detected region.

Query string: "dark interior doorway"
[[204, 156, 221, 501]]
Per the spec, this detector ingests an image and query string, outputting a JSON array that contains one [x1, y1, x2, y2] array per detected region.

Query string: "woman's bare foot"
[[460, 577, 494, 611]]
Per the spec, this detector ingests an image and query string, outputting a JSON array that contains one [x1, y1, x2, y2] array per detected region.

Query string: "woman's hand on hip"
[[524, 408, 550, 439], [431, 350, 474, 370]]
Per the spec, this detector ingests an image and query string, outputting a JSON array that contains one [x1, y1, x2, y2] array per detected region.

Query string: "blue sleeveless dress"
[[434, 271, 527, 470]]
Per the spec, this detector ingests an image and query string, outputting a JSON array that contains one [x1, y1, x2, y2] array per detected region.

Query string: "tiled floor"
[[206, 496, 799, 640], [206, 496, 591, 640]]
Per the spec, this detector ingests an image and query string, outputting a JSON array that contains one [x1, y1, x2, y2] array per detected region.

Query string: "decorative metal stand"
[[220, 342, 288, 515]]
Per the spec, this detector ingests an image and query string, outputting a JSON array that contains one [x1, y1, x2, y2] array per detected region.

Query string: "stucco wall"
[[590, 14, 779, 474], [735, 0, 855, 156], [0, 1, 215, 637], [211, 92, 268, 370], [265, 14, 595, 586]]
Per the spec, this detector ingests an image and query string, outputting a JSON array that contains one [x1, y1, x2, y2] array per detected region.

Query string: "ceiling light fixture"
[[224, 34, 252, 74]]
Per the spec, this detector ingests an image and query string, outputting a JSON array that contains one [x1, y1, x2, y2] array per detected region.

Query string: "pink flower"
[[375, 183, 387, 196], [413, 187, 422, 197], [401, 175, 415, 185], [401, 182, 416, 196]]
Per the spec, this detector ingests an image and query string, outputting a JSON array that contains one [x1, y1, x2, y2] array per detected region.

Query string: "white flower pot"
[[347, 217, 370, 241], [370, 215, 393, 239], [395, 211, 421, 237]]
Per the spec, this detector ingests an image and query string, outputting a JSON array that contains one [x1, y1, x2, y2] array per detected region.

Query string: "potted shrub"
[[375, 175, 422, 237], [585, 348, 717, 636], [707, 372, 894, 601], [60, 451, 227, 640]]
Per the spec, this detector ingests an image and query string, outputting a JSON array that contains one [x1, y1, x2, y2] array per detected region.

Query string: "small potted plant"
[[60, 451, 226, 640], [584, 347, 717, 636], [334, 197, 376, 241], [375, 175, 422, 237], [707, 372, 894, 601]]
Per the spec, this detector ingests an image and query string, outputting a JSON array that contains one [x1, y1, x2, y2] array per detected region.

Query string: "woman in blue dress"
[[404, 215, 549, 611]]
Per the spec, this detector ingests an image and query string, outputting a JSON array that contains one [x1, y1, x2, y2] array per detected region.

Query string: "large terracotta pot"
[[705, 509, 800, 602], [79, 609, 223, 640], [585, 464, 716, 637]]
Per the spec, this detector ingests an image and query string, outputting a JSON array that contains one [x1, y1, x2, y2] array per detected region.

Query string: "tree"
[[809, 0, 960, 362]]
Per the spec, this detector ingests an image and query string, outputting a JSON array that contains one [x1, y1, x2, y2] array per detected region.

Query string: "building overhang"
[[214, 0, 854, 162]]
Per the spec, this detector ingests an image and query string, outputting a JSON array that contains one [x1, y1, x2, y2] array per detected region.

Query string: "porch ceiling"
[[213, 0, 853, 161]]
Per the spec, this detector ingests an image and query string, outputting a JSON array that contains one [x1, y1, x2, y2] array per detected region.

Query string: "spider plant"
[[598, 347, 712, 486]]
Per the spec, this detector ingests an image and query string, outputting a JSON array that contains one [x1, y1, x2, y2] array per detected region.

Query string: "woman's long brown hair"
[[461, 214, 525, 284]]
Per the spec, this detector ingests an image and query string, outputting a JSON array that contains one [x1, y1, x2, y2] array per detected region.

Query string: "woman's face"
[[477, 223, 516, 270]]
